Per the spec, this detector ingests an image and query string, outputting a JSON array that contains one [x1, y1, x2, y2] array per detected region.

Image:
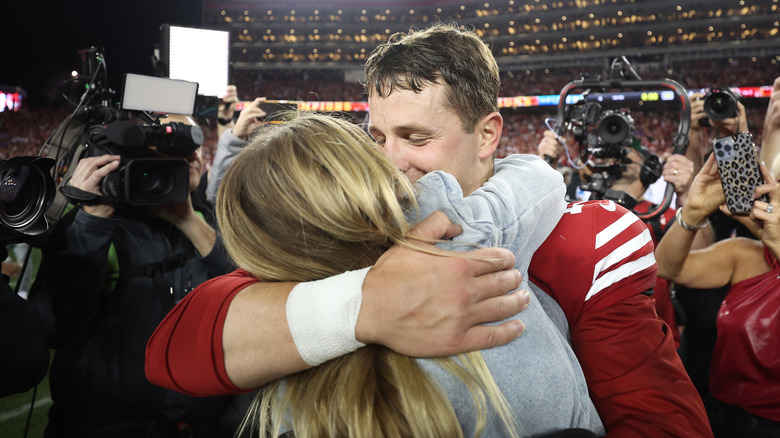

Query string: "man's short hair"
[[364, 23, 500, 133]]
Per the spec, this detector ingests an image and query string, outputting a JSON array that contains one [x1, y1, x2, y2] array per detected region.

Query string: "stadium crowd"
[[1, 58, 774, 170]]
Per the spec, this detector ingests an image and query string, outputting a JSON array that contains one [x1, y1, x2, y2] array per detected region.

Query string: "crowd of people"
[[1, 19, 779, 438]]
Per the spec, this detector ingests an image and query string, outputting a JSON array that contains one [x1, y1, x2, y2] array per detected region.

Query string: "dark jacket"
[[30, 204, 234, 437]]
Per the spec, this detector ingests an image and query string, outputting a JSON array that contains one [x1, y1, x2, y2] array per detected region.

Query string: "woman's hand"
[[738, 163, 780, 256], [682, 153, 726, 224]]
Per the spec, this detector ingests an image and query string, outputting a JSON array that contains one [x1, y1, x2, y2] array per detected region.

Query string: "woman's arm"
[[655, 154, 734, 288]]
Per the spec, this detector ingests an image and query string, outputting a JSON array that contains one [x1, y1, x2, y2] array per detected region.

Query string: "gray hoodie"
[[411, 154, 604, 437]]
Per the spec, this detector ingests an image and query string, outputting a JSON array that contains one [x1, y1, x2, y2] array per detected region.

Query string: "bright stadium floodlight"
[[160, 24, 230, 98]]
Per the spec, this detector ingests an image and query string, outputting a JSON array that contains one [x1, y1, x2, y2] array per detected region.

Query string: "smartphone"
[[712, 132, 768, 215]]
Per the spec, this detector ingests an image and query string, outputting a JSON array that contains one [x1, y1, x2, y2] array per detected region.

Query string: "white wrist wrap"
[[286, 267, 369, 366]]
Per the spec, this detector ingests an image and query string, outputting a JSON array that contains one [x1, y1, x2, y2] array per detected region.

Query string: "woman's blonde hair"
[[217, 113, 519, 438]]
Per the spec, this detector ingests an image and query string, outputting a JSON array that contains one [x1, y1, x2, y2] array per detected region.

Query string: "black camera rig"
[[554, 56, 691, 222], [43, 47, 202, 228]]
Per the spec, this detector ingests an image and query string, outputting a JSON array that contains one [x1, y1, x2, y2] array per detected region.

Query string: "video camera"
[[566, 102, 635, 161], [44, 47, 202, 227], [554, 56, 691, 221]]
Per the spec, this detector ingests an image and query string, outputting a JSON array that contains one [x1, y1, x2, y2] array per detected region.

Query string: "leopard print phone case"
[[712, 132, 768, 215]]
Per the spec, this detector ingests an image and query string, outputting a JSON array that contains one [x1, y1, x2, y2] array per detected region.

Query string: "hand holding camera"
[[695, 87, 747, 135], [67, 155, 121, 218]]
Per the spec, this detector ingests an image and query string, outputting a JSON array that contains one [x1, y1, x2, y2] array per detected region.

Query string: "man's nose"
[[382, 138, 410, 172]]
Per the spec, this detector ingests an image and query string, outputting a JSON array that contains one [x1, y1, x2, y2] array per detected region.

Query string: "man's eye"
[[408, 137, 428, 145], [373, 136, 386, 146]]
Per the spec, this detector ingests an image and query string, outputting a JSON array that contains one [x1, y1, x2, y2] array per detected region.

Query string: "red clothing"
[[633, 200, 681, 348], [529, 200, 711, 437], [709, 246, 780, 422], [145, 270, 255, 396], [146, 199, 712, 436]]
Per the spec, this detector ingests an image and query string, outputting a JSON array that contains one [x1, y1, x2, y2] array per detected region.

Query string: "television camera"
[[554, 56, 691, 221], [44, 47, 202, 228]]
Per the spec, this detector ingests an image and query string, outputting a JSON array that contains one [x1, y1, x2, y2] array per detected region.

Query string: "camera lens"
[[130, 162, 174, 200], [0, 162, 49, 230], [704, 89, 739, 121], [598, 111, 633, 145]]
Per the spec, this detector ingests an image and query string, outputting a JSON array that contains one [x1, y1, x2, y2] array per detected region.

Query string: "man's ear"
[[477, 112, 503, 159]]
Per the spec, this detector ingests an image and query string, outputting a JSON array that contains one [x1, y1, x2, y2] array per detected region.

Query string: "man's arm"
[[147, 212, 528, 394], [529, 201, 712, 437], [573, 294, 712, 437]]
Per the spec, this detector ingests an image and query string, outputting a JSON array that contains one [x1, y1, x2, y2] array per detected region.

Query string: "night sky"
[[3, 1, 203, 109]]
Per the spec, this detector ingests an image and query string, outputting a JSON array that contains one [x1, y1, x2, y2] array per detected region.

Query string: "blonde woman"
[[213, 113, 601, 438]]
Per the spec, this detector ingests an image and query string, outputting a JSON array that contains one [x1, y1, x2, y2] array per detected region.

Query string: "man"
[[30, 115, 237, 437], [147, 24, 711, 436]]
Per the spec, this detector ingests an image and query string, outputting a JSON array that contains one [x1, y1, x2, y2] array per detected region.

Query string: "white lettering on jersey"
[[565, 201, 586, 215], [598, 200, 617, 211]]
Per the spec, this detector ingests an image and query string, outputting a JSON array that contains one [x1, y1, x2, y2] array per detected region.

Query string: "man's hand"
[[662, 153, 695, 205], [537, 130, 563, 165], [689, 92, 707, 133], [148, 195, 216, 257], [711, 101, 747, 136], [218, 85, 238, 121], [69, 155, 121, 218], [357, 211, 528, 357]]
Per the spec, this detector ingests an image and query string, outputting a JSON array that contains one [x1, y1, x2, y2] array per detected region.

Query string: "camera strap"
[[59, 184, 105, 205]]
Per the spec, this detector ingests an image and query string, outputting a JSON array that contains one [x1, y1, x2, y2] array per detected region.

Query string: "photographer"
[[29, 114, 236, 437]]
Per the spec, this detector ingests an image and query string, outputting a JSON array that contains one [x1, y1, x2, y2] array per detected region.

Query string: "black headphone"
[[640, 152, 664, 187]]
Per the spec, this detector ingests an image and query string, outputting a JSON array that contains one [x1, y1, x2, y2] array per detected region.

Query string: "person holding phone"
[[655, 150, 780, 437]]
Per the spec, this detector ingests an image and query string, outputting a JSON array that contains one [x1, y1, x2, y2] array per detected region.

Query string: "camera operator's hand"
[[233, 97, 268, 140], [662, 153, 695, 205], [690, 92, 707, 132], [219, 85, 238, 121], [69, 155, 121, 218], [537, 130, 563, 165], [148, 194, 216, 257], [711, 101, 747, 136], [217, 85, 238, 138]]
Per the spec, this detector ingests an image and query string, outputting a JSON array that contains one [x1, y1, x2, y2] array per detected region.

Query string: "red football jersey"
[[529, 199, 658, 328], [529, 200, 712, 437]]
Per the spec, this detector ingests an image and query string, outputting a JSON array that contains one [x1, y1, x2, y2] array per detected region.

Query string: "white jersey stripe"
[[595, 212, 639, 250], [585, 252, 656, 301], [592, 228, 653, 283]]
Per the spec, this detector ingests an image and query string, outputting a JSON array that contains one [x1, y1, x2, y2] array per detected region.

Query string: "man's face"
[[367, 83, 493, 196]]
